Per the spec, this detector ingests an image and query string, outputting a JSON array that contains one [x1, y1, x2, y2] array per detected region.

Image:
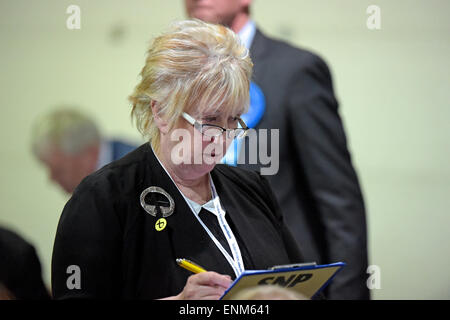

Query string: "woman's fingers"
[[195, 271, 232, 289], [180, 272, 233, 300]]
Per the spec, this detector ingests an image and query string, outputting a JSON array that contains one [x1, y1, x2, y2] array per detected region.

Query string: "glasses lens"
[[202, 125, 223, 137]]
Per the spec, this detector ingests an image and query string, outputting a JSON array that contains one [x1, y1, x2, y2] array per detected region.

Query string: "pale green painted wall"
[[0, 0, 448, 299]]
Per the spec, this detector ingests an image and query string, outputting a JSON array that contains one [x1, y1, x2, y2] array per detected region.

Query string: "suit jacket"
[[96, 139, 136, 170], [110, 139, 136, 161], [52, 143, 303, 299], [237, 28, 369, 299], [0, 227, 50, 300]]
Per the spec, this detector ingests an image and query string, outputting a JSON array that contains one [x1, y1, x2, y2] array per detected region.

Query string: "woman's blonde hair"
[[231, 285, 310, 300], [129, 19, 253, 153]]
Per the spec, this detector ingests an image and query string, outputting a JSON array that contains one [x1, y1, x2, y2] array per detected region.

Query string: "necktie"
[[198, 208, 232, 256]]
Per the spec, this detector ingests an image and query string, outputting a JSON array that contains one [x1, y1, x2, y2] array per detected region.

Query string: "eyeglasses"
[[181, 112, 248, 139]]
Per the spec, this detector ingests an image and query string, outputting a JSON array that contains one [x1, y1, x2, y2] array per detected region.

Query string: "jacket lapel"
[[249, 28, 271, 85], [250, 28, 269, 62]]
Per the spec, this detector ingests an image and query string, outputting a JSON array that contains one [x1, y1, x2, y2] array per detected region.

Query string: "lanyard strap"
[[209, 175, 245, 276], [185, 176, 245, 277]]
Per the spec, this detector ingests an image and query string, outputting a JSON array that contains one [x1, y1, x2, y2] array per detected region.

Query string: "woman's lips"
[[203, 152, 220, 157]]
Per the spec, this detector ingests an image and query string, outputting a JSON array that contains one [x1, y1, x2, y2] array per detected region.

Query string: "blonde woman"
[[52, 19, 303, 300]]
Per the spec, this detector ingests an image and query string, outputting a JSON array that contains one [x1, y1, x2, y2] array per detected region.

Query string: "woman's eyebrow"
[[201, 110, 242, 118], [201, 112, 221, 117]]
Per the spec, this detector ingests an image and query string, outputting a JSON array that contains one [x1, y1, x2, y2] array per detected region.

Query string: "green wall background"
[[0, 0, 448, 299]]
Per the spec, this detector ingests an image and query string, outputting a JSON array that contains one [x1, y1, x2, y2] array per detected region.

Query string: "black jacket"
[[52, 143, 303, 299]]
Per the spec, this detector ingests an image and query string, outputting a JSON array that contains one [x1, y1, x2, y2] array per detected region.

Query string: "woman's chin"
[[202, 153, 223, 165]]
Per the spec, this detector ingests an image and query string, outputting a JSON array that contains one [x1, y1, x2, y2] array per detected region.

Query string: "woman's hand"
[[174, 271, 232, 300]]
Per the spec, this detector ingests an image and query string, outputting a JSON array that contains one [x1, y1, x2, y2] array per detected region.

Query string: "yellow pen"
[[176, 258, 207, 274]]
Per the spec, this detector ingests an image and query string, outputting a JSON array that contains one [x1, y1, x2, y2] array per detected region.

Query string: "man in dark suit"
[[185, 0, 369, 299], [31, 108, 136, 194]]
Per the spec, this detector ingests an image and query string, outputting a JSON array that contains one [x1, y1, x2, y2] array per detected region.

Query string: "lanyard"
[[185, 175, 245, 277], [209, 175, 245, 276]]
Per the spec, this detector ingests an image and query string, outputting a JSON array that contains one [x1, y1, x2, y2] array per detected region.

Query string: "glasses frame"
[[181, 112, 248, 139]]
